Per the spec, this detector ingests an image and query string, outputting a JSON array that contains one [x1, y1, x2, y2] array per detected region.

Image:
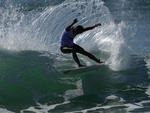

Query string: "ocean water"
[[0, 0, 150, 112]]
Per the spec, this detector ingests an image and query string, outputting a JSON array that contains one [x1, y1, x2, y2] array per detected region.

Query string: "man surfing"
[[60, 18, 104, 67]]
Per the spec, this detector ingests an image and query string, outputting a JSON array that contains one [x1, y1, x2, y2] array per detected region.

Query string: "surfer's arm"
[[83, 23, 101, 32], [66, 19, 78, 31]]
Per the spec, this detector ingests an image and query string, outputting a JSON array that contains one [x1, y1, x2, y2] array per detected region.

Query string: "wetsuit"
[[60, 28, 100, 66]]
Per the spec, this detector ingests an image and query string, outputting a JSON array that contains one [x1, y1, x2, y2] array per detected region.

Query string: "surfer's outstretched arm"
[[66, 18, 78, 31], [83, 23, 101, 32]]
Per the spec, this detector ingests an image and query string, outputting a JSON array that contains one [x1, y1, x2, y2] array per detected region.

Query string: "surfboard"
[[61, 63, 105, 74]]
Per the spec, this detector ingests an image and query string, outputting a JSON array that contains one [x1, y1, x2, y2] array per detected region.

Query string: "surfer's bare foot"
[[98, 59, 105, 64]]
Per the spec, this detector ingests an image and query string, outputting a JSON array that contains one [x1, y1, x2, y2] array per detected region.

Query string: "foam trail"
[[21, 101, 70, 113], [0, 108, 14, 113]]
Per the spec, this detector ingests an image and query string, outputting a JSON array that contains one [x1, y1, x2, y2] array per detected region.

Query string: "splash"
[[0, 0, 149, 70]]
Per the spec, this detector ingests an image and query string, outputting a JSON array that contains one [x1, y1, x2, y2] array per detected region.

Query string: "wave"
[[0, 0, 150, 112], [0, 0, 136, 70], [0, 50, 149, 112]]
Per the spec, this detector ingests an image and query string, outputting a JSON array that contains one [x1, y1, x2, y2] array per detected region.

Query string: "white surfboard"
[[61, 63, 105, 74]]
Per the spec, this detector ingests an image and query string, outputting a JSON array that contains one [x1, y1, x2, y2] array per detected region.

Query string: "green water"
[[0, 50, 149, 112]]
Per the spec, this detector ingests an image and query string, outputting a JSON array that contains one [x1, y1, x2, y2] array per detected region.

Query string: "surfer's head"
[[74, 25, 84, 34]]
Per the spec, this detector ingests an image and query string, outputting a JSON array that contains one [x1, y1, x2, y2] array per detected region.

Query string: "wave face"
[[0, 0, 150, 112]]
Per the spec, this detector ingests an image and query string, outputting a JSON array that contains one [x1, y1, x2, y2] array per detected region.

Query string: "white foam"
[[64, 101, 143, 113], [63, 80, 84, 101], [21, 101, 70, 113], [0, 108, 14, 113], [21, 95, 150, 113]]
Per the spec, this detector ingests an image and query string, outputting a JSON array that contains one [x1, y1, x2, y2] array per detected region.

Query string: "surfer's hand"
[[73, 18, 78, 23], [95, 23, 101, 27]]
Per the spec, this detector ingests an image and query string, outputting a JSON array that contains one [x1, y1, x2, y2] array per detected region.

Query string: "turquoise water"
[[0, 0, 150, 112]]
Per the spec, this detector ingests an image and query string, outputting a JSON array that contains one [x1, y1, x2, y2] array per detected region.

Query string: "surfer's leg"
[[81, 51, 100, 63], [74, 44, 101, 63], [72, 51, 84, 67]]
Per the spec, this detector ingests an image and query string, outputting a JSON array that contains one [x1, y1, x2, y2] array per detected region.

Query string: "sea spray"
[[0, 0, 150, 70]]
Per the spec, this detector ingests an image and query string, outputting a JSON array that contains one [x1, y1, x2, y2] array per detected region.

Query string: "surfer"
[[60, 18, 104, 67]]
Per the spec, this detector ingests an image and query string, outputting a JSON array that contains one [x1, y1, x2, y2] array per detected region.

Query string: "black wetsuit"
[[60, 28, 100, 66]]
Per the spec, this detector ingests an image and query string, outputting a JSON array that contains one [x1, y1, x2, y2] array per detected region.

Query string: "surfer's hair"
[[76, 25, 84, 33]]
